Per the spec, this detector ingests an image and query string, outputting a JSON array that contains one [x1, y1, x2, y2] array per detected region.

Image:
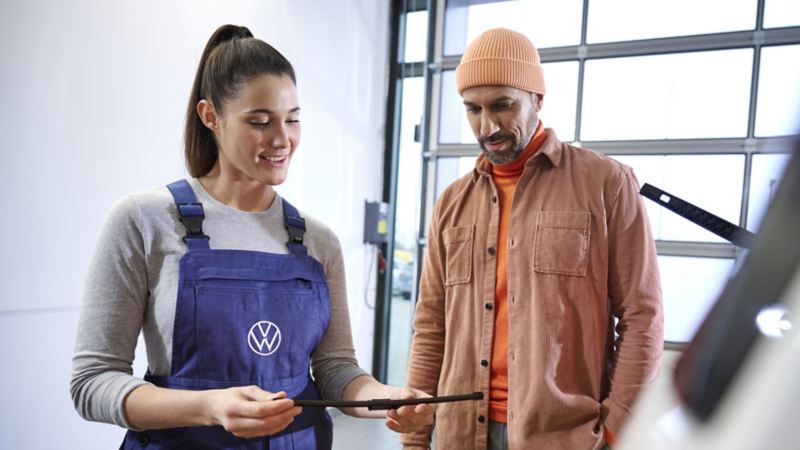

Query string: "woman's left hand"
[[384, 387, 435, 433]]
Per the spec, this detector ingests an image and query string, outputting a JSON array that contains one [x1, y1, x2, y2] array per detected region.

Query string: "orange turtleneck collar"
[[491, 120, 546, 178]]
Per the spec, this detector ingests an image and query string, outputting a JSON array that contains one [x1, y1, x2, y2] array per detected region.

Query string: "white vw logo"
[[247, 321, 282, 356]]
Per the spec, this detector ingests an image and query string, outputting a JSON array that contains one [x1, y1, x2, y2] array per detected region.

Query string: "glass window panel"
[[444, 0, 583, 56], [439, 62, 579, 144], [755, 45, 800, 137], [387, 77, 426, 386], [587, 0, 756, 44], [387, 293, 414, 385], [659, 255, 736, 342], [747, 153, 793, 231], [438, 70, 465, 144], [435, 156, 476, 199], [538, 61, 578, 142], [404, 10, 428, 63], [764, 0, 800, 29], [581, 49, 753, 141], [394, 78, 425, 247], [611, 154, 745, 243]]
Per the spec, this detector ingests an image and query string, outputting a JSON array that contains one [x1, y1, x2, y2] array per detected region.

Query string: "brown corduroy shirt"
[[402, 129, 663, 450]]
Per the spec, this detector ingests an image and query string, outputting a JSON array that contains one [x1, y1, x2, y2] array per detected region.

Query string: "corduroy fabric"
[[455, 28, 546, 96], [402, 128, 664, 449]]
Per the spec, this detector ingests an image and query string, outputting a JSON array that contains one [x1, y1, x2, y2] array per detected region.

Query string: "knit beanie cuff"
[[456, 57, 545, 96]]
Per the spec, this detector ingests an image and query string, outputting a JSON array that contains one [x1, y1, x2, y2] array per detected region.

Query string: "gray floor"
[[331, 410, 437, 449], [331, 410, 404, 450]]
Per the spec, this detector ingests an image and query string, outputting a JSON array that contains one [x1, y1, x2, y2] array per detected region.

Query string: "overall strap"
[[166, 180, 210, 251], [282, 199, 308, 256]]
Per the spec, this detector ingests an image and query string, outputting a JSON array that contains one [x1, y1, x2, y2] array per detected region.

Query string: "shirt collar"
[[472, 126, 563, 180]]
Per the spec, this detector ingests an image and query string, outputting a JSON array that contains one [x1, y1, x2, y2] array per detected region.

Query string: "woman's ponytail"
[[183, 25, 254, 178]]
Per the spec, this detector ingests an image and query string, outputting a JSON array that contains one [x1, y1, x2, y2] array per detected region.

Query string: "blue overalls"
[[122, 180, 333, 449]]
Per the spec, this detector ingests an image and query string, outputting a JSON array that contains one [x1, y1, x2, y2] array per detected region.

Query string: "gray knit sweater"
[[70, 178, 368, 428]]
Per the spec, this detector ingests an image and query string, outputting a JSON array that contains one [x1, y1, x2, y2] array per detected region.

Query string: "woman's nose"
[[269, 123, 289, 148]]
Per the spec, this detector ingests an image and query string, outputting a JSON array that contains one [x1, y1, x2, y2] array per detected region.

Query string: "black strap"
[[166, 180, 210, 250], [281, 199, 307, 255]]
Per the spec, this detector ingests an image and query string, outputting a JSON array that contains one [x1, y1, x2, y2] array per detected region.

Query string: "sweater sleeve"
[[70, 196, 151, 429], [309, 229, 370, 401], [601, 167, 664, 433]]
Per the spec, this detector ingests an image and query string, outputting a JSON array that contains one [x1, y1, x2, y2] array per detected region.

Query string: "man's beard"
[[479, 130, 529, 165]]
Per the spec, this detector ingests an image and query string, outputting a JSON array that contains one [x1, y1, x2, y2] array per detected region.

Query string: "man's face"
[[462, 85, 541, 165]]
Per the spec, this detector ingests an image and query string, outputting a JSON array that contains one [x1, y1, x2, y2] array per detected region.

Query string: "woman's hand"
[[385, 387, 435, 434], [206, 386, 302, 438]]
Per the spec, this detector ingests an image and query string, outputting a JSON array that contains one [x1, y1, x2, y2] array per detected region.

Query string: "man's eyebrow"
[[492, 96, 514, 103], [463, 96, 515, 107]]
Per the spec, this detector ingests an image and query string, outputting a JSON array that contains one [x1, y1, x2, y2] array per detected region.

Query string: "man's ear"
[[197, 100, 219, 130], [534, 93, 544, 112]]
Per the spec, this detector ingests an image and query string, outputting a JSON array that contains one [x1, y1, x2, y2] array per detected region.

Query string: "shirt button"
[[487, 247, 496, 256], [138, 435, 150, 445], [478, 415, 486, 424], [511, 295, 516, 303], [485, 303, 493, 311], [510, 238, 515, 246], [481, 359, 489, 367], [491, 196, 497, 203], [511, 352, 516, 361]]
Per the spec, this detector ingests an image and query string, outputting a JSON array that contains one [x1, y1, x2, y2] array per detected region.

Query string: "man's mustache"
[[479, 131, 515, 147]]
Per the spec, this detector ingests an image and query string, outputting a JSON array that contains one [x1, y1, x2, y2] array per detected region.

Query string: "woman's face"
[[206, 73, 301, 186]]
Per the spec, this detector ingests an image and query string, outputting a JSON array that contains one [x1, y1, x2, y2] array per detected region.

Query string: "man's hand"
[[384, 387, 435, 433]]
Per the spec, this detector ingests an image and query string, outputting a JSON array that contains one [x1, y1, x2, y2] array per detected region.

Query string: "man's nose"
[[480, 114, 499, 138]]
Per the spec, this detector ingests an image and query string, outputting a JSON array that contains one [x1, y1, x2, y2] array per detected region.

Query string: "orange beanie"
[[455, 28, 545, 97]]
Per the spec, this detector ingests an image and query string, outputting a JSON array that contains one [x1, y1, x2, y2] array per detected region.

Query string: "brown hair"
[[184, 24, 296, 177]]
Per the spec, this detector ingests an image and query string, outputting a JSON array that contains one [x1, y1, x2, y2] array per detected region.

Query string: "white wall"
[[0, 0, 390, 448]]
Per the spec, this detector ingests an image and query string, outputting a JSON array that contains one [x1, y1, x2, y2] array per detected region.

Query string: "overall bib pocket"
[[194, 285, 320, 382]]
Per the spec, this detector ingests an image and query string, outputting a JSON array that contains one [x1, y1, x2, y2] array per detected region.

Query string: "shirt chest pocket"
[[443, 225, 474, 285], [534, 211, 591, 277]]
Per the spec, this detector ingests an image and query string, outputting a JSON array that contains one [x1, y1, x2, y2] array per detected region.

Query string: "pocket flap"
[[537, 211, 590, 230], [443, 225, 474, 245]]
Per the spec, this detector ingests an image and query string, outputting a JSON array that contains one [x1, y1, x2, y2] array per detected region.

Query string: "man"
[[402, 28, 663, 450]]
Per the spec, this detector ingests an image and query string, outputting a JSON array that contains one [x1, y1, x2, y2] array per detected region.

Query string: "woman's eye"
[[287, 119, 301, 124], [249, 122, 269, 128]]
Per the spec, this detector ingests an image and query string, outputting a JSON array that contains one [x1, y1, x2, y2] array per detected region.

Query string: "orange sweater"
[[488, 121, 546, 423]]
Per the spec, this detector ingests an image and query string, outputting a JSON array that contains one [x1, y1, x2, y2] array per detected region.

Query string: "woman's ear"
[[197, 100, 219, 130]]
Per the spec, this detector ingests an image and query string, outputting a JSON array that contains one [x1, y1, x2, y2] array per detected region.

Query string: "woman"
[[70, 24, 432, 449]]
